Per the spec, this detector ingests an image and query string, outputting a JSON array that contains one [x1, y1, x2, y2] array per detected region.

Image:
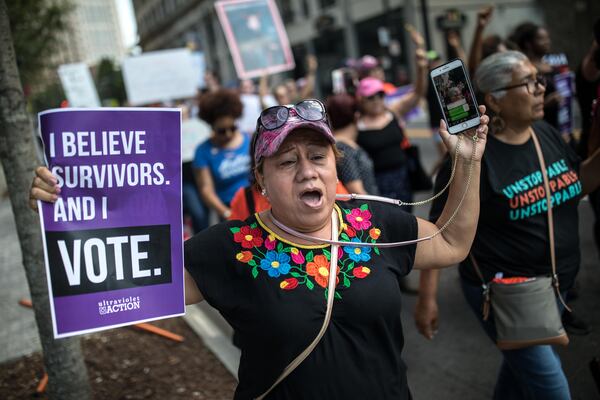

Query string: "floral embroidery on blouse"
[[231, 204, 381, 299]]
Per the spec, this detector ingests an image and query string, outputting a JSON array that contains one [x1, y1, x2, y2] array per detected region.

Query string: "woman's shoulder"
[[532, 119, 560, 138], [532, 120, 580, 162]]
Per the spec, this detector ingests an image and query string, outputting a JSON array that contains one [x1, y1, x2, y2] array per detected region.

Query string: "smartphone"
[[430, 59, 480, 134]]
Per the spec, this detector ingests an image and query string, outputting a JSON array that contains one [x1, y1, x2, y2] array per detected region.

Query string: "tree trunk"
[[0, 2, 91, 399]]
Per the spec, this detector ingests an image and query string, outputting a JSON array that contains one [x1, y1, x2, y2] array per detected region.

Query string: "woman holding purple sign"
[[31, 99, 489, 399]]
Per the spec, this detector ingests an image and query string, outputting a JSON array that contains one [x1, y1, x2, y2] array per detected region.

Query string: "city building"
[[64, 0, 126, 65], [133, 0, 597, 92]]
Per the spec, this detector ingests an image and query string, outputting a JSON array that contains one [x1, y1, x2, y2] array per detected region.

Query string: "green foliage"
[[94, 57, 126, 105], [7, 0, 73, 88]]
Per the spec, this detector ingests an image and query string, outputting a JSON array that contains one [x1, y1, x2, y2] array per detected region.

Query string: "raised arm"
[[258, 74, 270, 110], [447, 31, 467, 64], [299, 54, 318, 100], [468, 5, 494, 77], [390, 26, 428, 118], [413, 106, 488, 270], [29, 166, 205, 305]]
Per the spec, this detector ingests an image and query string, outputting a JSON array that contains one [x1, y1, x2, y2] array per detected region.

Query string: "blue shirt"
[[193, 134, 251, 205]]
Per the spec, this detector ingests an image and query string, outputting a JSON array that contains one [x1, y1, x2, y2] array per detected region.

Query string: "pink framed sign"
[[215, 0, 295, 79]]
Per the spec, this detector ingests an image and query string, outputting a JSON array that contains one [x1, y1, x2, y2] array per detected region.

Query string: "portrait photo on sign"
[[215, 0, 295, 79]]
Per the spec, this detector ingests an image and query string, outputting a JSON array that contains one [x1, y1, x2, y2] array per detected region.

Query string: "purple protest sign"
[[37, 108, 184, 338], [554, 71, 574, 135]]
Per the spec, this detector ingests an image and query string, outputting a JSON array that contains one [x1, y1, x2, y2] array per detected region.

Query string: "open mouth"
[[299, 188, 324, 208]]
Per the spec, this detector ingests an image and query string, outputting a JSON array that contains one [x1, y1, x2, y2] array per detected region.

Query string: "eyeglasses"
[[256, 99, 327, 132], [215, 125, 237, 135], [492, 75, 547, 95], [365, 91, 385, 101]]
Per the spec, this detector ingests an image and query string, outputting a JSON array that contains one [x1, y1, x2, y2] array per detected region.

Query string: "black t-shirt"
[[336, 141, 379, 195], [430, 121, 582, 289], [357, 114, 407, 172], [185, 200, 417, 399]]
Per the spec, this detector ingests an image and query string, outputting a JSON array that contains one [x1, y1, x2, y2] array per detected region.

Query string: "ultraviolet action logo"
[[98, 295, 141, 315]]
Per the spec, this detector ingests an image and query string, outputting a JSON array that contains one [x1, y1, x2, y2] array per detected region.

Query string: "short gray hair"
[[475, 51, 528, 99]]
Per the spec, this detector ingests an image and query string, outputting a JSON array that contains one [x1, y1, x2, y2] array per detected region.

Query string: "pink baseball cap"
[[254, 107, 335, 164], [356, 77, 385, 97], [359, 55, 379, 70]]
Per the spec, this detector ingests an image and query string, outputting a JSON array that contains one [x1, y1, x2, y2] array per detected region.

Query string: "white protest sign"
[[122, 48, 198, 105], [58, 63, 101, 108]]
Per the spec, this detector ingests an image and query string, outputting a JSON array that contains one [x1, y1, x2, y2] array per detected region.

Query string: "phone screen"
[[431, 62, 479, 131]]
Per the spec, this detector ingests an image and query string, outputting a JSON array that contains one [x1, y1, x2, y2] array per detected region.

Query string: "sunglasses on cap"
[[256, 99, 328, 132], [215, 124, 237, 135]]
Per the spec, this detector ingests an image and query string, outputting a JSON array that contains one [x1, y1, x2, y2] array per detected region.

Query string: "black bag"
[[405, 145, 433, 192]]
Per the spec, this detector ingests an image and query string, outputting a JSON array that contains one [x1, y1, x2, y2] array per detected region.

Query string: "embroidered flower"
[[306, 254, 339, 288], [260, 251, 291, 277], [265, 234, 276, 250], [352, 266, 371, 279], [280, 278, 299, 290], [236, 251, 253, 263], [234, 226, 264, 249], [290, 247, 305, 264], [344, 224, 356, 238], [369, 228, 381, 240], [343, 238, 372, 262], [346, 208, 372, 230]]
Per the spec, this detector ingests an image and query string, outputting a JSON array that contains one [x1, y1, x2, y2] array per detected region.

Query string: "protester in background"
[[512, 21, 588, 333], [203, 70, 221, 94], [416, 51, 600, 399], [181, 103, 211, 233], [356, 55, 396, 94], [269, 55, 319, 105], [327, 93, 378, 195], [447, 30, 467, 64], [467, 6, 511, 76], [238, 78, 277, 135], [356, 28, 427, 211], [194, 89, 251, 220], [572, 18, 600, 336], [511, 22, 564, 132], [425, 51, 448, 159]]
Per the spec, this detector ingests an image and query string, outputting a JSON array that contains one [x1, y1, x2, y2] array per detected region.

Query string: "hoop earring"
[[491, 113, 506, 133]]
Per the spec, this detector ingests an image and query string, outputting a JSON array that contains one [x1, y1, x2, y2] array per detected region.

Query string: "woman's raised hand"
[[29, 166, 60, 212], [439, 105, 489, 162]]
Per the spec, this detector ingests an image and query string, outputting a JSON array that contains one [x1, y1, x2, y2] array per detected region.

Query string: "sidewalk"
[[0, 199, 41, 362]]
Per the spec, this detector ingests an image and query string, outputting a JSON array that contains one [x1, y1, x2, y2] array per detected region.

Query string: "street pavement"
[[1, 128, 599, 399]]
